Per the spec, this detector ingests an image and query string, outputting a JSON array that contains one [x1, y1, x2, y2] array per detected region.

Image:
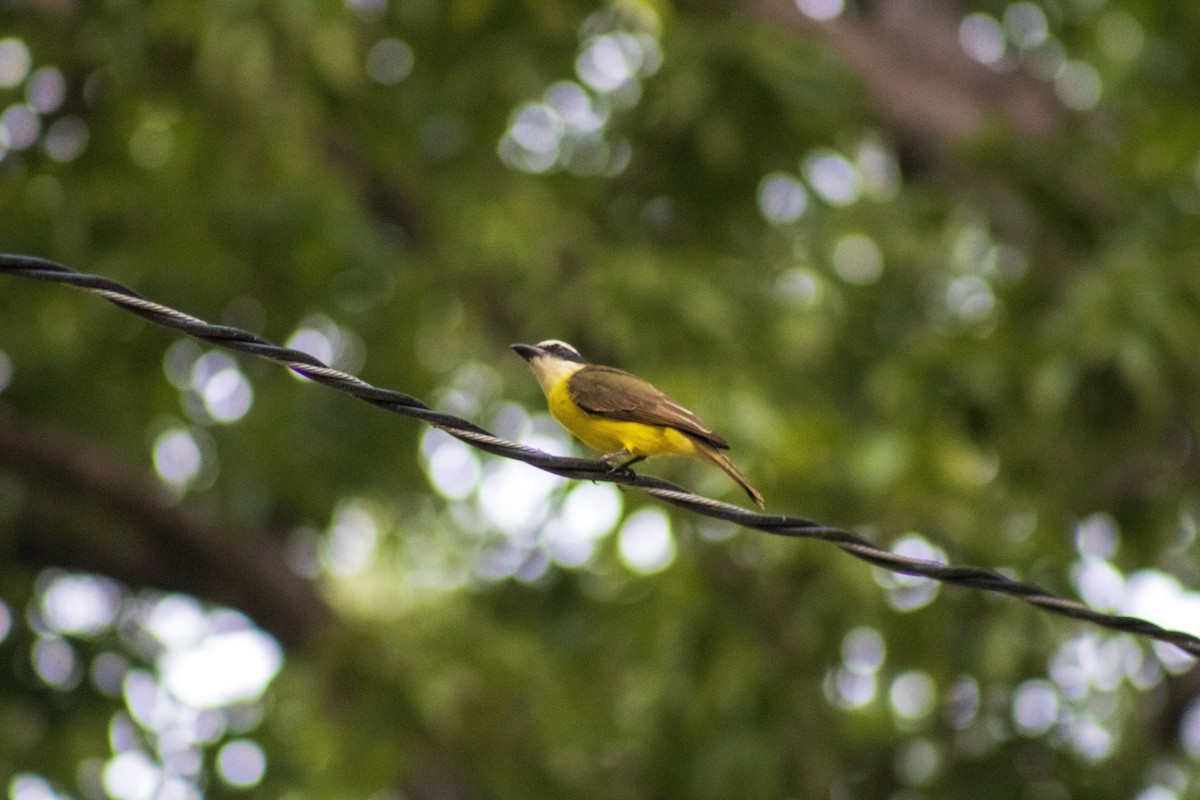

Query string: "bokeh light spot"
[[0, 598, 12, 644], [129, 116, 174, 170], [190, 351, 252, 423], [201, 368, 252, 422], [1012, 678, 1059, 735], [832, 232, 883, 285], [795, 0, 843, 22], [617, 507, 675, 574], [945, 275, 995, 322], [895, 739, 939, 786], [946, 677, 980, 728], [32, 636, 80, 689], [1071, 556, 1124, 612], [91, 651, 130, 696], [285, 314, 364, 376], [103, 750, 160, 800], [498, 20, 651, 176], [146, 593, 207, 651], [159, 629, 282, 709], [1048, 632, 1136, 700], [1075, 513, 1119, 559], [576, 34, 641, 93], [547, 482, 623, 567], [217, 739, 266, 788], [163, 339, 201, 389], [1, 104, 40, 150], [856, 137, 901, 200], [423, 429, 482, 500], [874, 534, 945, 611], [1056, 61, 1102, 111], [323, 502, 379, 576], [153, 428, 203, 489], [1123, 571, 1200, 637], [0, 38, 31, 88], [510, 103, 562, 155], [41, 573, 121, 636], [841, 626, 886, 674], [1023, 37, 1066, 81], [26, 66, 66, 113], [347, 0, 386, 19], [803, 150, 859, 206], [1180, 696, 1200, 757], [775, 269, 821, 309], [757, 172, 808, 223], [286, 327, 333, 365], [545, 81, 606, 133], [0, 348, 12, 392], [1134, 788, 1178, 800], [366, 38, 414, 85], [1072, 716, 1114, 761], [122, 668, 169, 733], [1003, 3, 1048, 49], [478, 458, 557, 536], [43, 116, 89, 162], [890, 671, 936, 722], [825, 667, 876, 709], [959, 14, 1005, 65], [562, 481, 622, 541], [499, 107, 561, 174], [10, 773, 59, 800]]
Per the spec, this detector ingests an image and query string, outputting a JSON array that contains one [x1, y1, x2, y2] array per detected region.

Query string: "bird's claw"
[[600, 452, 645, 478]]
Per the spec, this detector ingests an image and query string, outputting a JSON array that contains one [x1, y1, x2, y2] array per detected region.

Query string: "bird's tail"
[[695, 442, 765, 509]]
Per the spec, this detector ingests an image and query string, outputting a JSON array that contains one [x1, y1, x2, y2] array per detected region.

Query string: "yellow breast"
[[546, 379, 698, 458]]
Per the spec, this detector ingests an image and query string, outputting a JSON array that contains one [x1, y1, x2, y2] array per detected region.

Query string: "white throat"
[[528, 356, 585, 396]]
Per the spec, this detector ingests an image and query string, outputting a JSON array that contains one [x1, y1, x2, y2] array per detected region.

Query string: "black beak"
[[511, 343, 542, 361]]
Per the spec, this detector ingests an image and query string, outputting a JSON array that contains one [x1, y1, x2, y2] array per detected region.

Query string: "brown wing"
[[567, 365, 729, 450]]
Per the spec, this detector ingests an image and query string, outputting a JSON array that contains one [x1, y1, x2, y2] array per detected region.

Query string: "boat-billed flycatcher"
[[512, 340, 765, 508]]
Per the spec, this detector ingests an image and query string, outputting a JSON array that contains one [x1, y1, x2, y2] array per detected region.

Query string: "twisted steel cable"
[[3, 253, 1198, 658]]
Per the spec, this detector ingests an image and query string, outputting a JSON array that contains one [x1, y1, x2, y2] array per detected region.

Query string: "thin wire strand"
[[3, 253, 1198, 658]]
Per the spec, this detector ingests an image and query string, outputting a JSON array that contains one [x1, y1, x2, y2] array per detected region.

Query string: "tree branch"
[[749, 0, 1062, 147], [0, 408, 333, 650]]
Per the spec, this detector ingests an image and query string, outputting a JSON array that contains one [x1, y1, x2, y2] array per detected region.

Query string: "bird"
[[511, 339, 765, 508]]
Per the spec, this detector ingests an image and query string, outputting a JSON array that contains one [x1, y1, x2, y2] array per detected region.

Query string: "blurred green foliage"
[[2, 0, 1200, 798]]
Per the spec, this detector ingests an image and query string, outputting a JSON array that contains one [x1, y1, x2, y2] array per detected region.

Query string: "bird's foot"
[[600, 452, 645, 477]]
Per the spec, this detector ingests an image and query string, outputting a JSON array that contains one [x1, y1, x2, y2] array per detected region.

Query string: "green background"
[[1, 1, 1199, 798]]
